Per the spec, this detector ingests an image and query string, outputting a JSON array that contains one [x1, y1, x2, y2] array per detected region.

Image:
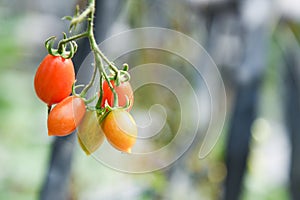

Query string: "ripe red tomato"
[[48, 96, 86, 136], [34, 54, 75, 106], [101, 109, 137, 153], [101, 80, 134, 110]]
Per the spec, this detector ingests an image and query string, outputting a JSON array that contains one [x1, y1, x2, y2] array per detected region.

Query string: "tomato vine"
[[34, 0, 137, 154]]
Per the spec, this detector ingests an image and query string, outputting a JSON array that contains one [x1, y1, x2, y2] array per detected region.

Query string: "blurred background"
[[1, 0, 300, 199]]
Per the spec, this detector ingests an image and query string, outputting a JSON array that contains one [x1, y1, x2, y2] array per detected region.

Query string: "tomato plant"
[[34, 54, 75, 106], [48, 96, 86, 136], [101, 80, 134, 110], [77, 110, 104, 155], [101, 109, 137, 153]]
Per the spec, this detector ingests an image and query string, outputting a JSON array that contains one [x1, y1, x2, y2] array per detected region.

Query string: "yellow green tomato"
[[77, 110, 104, 155]]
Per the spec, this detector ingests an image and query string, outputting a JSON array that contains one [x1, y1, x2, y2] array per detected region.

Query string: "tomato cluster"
[[34, 54, 137, 154]]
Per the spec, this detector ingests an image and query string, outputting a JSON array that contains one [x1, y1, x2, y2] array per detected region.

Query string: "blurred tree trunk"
[[39, 134, 76, 200], [39, 1, 124, 199], [223, 80, 260, 200], [285, 52, 300, 200], [223, 27, 268, 200], [223, 25, 268, 200], [283, 32, 300, 200], [196, 1, 269, 199]]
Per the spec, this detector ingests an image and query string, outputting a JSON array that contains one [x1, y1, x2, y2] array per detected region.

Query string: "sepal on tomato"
[[45, 34, 78, 59]]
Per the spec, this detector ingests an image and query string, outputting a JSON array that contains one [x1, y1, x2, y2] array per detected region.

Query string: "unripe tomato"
[[101, 80, 134, 110], [77, 110, 104, 155], [101, 109, 137, 153], [48, 96, 86, 136], [34, 54, 75, 105]]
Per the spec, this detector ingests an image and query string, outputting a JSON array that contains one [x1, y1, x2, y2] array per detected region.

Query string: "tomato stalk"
[[84, 0, 119, 109], [96, 75, 104, 110]]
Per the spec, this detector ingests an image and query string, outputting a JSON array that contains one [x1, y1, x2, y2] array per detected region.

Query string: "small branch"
[[70, 4, 94, 26], [96, 73, 104, 110], [94, 48, 119, 73], [57, 32, 88, 51]]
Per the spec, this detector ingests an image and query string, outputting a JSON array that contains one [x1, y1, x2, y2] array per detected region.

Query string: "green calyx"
[[45, 33, 78, 59]]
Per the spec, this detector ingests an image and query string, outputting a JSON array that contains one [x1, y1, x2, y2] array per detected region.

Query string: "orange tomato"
[[101, 109, 137, 153], [48, 96, 86, 136]]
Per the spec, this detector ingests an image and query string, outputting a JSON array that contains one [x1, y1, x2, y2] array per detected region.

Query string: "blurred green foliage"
[[0, 19, 20, 70]]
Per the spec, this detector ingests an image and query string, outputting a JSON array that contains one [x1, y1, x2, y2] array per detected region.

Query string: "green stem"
[[96, 74, 104, 110], [84, 1, 117, 72], [94, 48, 119, 73], [85, 0, 119, 107], [57, 32, 88, 52], [71, 3, 94, 25]]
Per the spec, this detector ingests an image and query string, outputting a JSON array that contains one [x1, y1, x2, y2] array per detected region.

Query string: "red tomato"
[[101, 80, 134, 110], [48, 96, 86, 136], [101, 109, 137, 153], [34, 54, 75, 105]]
